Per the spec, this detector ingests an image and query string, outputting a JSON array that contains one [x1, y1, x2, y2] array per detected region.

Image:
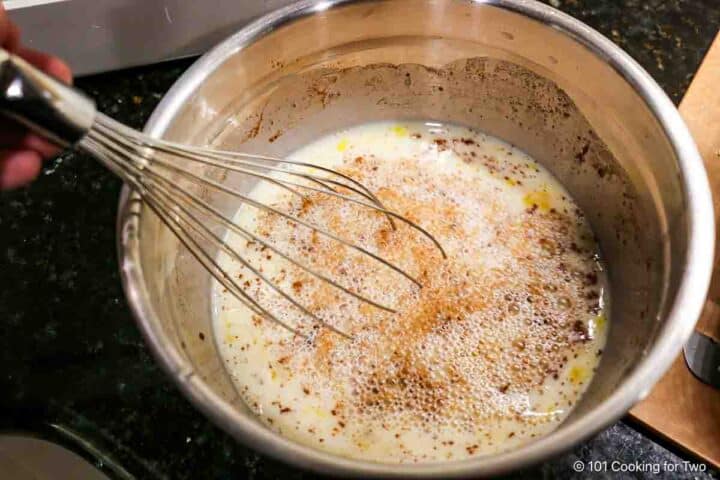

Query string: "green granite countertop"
[[1, 1, 719, 478]]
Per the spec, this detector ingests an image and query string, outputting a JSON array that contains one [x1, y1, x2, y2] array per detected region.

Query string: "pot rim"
[[116, 0, 714, 476]]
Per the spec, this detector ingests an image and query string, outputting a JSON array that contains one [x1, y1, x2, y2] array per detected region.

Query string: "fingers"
[[0, 2, 10, 44], [0, 125, 61, 190], [0, 3, 20, 51], [22, 133, 61, 157], [0, 4, 72, 190], [1, 5, 72, 84], [0, 150, 42, 190], [0, 124, 60, 157], [0, 7, 41, 190], [1, 20, 20, 51], [17, 47, 72, 84]]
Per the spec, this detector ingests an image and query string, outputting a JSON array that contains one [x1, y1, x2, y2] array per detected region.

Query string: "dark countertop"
[[1, 1, 719, 479]]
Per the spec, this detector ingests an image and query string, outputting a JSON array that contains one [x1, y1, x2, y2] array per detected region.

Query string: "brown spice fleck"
[[433, 138, 448, 150]]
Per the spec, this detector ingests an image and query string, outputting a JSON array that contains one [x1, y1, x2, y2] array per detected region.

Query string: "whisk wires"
[[81, 113, 446, 339]]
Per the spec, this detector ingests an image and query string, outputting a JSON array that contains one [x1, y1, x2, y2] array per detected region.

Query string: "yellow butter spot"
[[355, 438, 370, 451], [305, 406, 327, 419], [594, 313, 606, 330], [569, 366, 587, 385], [270, 369, 277, 380], [505, 177, 517, 186], [391, 125, 408, 137], [303, 406, 326, 418], [336, 139, 349, 152], [523, 190, 551, 212]]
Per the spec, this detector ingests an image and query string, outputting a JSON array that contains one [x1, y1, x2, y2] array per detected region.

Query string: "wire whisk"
[[0, 48, 446, 339]]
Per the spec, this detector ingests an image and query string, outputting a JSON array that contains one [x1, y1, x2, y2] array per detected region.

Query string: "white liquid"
[[212, 121, 608, 463]]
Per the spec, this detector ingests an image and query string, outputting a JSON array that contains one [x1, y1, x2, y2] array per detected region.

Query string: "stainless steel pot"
[[117, 0, 714, 476]]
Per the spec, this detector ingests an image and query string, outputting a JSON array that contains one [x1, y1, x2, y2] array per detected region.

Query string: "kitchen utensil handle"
[[0, 47, 96, 147]]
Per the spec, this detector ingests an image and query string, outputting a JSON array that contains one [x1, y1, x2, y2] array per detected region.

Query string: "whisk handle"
[[0, 48, 96, 147]]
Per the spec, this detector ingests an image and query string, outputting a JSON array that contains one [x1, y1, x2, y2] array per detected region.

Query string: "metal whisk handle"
[[0, 47, 96, 147]]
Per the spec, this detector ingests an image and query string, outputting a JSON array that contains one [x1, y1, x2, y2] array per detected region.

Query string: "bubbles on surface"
[[213, 121, 608, 463]]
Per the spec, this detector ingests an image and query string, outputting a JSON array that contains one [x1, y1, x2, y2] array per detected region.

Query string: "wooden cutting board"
[[629, 32, 720, 468]]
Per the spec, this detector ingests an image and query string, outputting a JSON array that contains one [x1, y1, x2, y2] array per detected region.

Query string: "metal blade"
[[683, 330, 720, 388]]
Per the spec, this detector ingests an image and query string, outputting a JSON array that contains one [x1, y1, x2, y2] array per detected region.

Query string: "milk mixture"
[[212, 121, 608, 463]]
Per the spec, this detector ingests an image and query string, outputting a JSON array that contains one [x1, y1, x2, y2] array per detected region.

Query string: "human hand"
[[0, 3, 72, 190]]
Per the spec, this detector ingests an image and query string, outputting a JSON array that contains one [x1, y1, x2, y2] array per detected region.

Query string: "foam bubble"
[[213, 121, 609, 463]]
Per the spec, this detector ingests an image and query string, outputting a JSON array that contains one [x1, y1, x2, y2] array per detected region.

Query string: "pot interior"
[[130, 0, 688, 467]]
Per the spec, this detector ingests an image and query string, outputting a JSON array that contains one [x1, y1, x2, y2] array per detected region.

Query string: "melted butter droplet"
[[523, 190, 552, 212], [592, 313, 606, 332], [568, 366, 587, 385], [391, 125, 408, 137]]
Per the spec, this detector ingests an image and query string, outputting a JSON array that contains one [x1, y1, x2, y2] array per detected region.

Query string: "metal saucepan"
[[117, 0, 714, 476]]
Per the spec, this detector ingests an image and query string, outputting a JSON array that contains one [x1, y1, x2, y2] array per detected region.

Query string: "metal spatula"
[[684, 331, 720, 388], [684, 301, 720, 388]]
